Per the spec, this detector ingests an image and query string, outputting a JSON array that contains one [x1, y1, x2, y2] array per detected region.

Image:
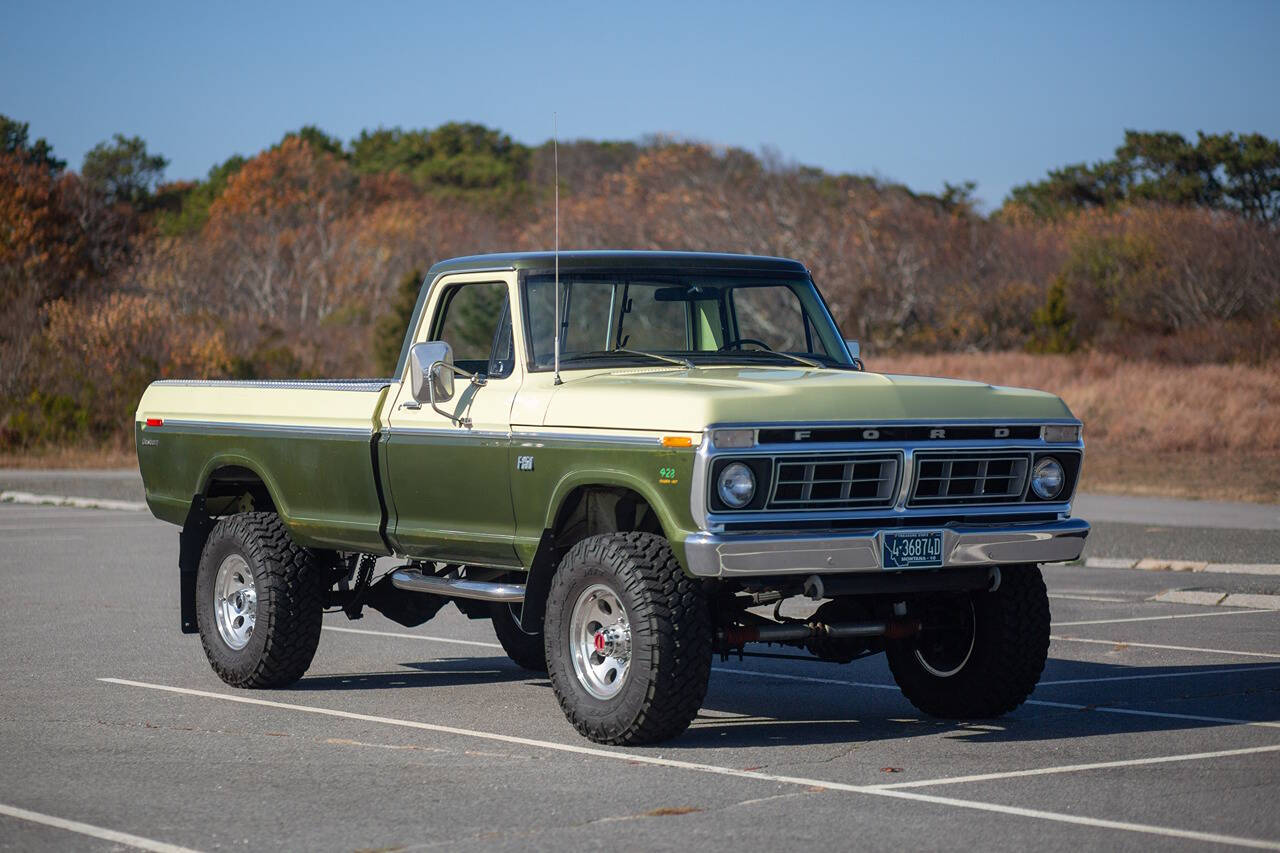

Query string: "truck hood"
[[537, 366, 1074, 432]]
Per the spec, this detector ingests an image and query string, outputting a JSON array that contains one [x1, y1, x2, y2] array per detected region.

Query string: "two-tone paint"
[[135, 251, 1086, 577]]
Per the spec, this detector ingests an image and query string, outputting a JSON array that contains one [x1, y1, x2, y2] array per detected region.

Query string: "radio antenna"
[[552, 112, 562, 385]]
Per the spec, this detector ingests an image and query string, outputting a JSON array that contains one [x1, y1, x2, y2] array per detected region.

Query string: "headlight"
[[1031, 457, 1065, 500], [717, 462, 756, 508]]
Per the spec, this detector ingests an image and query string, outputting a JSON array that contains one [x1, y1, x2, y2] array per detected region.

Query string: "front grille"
[[909, 452, 1030, 506], [768, 454, 899, 511]]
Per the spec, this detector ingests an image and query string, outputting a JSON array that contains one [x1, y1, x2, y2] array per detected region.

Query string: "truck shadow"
[[291, 658, 532, 691], [678, 656, 1280, 748], [288, 655, 1279, 749]]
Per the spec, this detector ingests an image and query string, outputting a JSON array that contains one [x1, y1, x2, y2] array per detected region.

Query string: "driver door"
[[384, 277, 521, 566]]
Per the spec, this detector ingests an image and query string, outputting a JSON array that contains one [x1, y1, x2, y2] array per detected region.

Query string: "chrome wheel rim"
[[214, 554, 257, 651], [569, 583, 631, 700], [914, 600, 976, 678]]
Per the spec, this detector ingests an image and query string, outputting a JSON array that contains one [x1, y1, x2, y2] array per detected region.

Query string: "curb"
[[1083, 556, 1280, 577], [0, 490, 147, 512]]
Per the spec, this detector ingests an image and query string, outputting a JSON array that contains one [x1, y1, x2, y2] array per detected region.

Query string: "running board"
[[389, 568, 525, 603]]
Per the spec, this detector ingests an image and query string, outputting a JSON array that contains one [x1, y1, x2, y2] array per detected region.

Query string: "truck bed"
[[135, 379, 393, 553]]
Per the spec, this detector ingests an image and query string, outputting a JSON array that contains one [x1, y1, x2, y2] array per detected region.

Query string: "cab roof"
[[426, 250, 809, 277]]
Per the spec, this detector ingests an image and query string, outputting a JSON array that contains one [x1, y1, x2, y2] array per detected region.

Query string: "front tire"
[[886, 565, 1050, 718], [544, 532, 712, 745], [195, 512, 325, 688]]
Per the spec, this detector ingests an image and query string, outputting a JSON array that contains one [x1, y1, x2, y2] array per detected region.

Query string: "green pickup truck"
[[136, 250, 1089, 745]]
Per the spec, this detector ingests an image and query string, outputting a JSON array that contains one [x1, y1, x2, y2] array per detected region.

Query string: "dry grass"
[[875, 351, 1280, 502], [0, 444, 135, 470]]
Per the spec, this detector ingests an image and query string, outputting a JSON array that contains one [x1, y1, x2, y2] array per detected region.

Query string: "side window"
[[433, 283, 514, 378]]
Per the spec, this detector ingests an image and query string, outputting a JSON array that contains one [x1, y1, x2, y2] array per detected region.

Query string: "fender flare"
[[519, 469, 689, 633]]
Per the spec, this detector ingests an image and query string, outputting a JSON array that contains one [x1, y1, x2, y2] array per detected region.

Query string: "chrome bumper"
[[683, 517, 1090, 578]]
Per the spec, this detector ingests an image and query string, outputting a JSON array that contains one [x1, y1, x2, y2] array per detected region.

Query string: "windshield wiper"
[[609, 347, 694, 369], [726, 348, 825, 369]]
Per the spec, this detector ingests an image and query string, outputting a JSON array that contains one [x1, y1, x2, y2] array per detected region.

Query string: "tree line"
[[2, 115, 1277, 450]]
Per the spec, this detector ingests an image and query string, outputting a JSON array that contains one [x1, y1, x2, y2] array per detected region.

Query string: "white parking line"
[[865, 788, 1280, 850], [867, 743, 1280, 790], [1050, 635, 1280, 660], [0, 802, 201, 853], [324, 625, 504, 649], [1039, 663, 1280, 686], [1054, 609, 1277, 627], [713, 667, 1280, 729], [99, 678, 1280, 851], [1025, 698, 1280, 729]]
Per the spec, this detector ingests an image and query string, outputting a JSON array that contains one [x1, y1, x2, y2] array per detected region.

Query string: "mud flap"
[[178, 495, 215, 634]]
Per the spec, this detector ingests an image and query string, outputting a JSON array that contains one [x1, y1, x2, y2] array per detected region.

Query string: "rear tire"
[[490, 602, 547, 672], [886, 565, 1050, 718], [544, 532, 712, 745], [195, 512, 325, 688]]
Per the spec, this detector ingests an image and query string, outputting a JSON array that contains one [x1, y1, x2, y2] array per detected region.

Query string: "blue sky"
[[4, 0, 1277, 208]]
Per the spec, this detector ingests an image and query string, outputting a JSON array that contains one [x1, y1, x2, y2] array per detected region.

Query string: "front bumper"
[[683, 517, 1090, 578]]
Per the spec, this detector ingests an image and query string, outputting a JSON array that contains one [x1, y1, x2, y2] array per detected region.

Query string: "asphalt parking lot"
[[1, 496, 1277, 852]]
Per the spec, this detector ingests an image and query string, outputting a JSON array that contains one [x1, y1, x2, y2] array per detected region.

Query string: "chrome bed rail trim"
[[149, 419, 373, 439], [151, 379, 392, 392]]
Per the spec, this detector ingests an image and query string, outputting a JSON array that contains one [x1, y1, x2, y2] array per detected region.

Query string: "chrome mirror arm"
[[427, 360, 485, 427]]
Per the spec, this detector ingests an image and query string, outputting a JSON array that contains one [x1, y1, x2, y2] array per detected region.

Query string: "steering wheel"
[[718, 337, 773, 352]]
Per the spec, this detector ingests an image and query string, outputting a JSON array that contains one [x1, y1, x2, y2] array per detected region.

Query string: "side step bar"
[[389, 568, 525, 603]]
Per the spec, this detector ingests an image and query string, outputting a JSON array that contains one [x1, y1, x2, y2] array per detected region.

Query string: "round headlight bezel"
[[716, 461, 756, 509], [1031, 457, 1065, 500]]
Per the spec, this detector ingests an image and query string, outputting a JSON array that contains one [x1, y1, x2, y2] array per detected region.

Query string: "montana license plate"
[[882, 530, 944, 569]]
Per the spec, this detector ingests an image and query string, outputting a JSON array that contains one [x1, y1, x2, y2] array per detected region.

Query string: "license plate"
[[882, 530, 944, 569]]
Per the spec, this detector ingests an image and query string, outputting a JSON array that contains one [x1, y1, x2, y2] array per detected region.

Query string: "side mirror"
[[410, 341, 455, 404], [844, 339, 865, 371]]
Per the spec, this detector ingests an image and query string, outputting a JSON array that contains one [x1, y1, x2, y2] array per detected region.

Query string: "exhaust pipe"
[[718, 618, 919, 647], [390, 568, 525, 603]]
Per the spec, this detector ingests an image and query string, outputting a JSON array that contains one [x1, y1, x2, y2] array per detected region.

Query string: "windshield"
[[521, 272, 851, 371]]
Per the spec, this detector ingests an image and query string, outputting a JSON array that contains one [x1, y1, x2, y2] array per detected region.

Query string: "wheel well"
[[203, 465, 276, 515], [520, 485, 664, 634], [549, 485, 663, 550]]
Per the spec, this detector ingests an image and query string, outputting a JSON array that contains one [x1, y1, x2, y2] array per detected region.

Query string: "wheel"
[[544, 532, 712, 745], [886, 565, 1050, 718], [195, 512, 325, 688], [490, 601, 547, 672]]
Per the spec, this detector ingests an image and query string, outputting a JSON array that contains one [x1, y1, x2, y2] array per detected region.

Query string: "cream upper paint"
[[136, 266, 1077, 435]]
